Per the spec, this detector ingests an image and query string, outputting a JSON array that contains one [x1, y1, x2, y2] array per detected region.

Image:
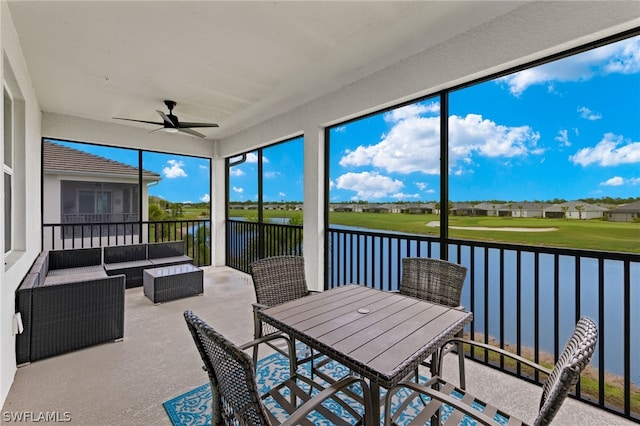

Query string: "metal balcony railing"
[[226, 219, 303, 271], [224, 221, 639, 421], [43, 219, 211, 266]]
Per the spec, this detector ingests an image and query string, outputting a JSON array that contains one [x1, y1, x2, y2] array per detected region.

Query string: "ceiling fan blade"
[[156, 110, 175, 127], [113, 117, 164, 126], [177, 121, 219, 128], [177, 127, 206, 138]]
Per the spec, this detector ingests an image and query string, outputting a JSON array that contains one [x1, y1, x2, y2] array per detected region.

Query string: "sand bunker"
[[426, 221, 558, 232]]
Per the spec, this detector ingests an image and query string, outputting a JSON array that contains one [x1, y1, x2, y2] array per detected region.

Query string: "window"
[[78, 190, 112, 216], [4, 86, 13, 254]]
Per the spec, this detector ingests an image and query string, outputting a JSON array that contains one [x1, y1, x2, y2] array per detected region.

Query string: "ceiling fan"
[[113, 100, 219, 138]]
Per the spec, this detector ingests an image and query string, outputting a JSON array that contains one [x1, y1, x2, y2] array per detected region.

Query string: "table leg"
[[430, 350, 441, 426], [370, 381, 381, 426]]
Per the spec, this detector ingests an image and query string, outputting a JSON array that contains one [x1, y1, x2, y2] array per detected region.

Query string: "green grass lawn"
[[179, 206, 211, 220], [328, 212, 640, 253], [229, 210, 639, 253]]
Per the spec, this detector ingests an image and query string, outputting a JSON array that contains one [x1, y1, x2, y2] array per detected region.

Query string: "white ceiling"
[[7, 1, 529, 140]]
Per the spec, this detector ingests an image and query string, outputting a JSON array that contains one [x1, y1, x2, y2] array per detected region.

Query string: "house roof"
[[43, 141, 161, 181], [545, 201, 608, 212], [610, 200, 640, 213]]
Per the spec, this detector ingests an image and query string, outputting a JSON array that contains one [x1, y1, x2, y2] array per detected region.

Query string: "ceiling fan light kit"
[[113, 100, 218, 138]]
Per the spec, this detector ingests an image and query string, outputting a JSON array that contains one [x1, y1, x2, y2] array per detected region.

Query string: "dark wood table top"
[[258, 284, 473, 389]]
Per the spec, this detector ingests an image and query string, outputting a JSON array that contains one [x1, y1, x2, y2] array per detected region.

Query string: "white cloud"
[[335, 171, 404, 199], [245, 153, 269, 163], [414, 182, 436, 193], [232, 186, 244, 194], [391, 192, 420, 199], [339, 109, 540, 175], [601, 176, 624, 186], [264, 171, 279, 179], [383, 102, 439, 122], [577, 106, 602, 121], [278, 192, 286, 197], [334, 126, 347, 133], [498, 36, 640, 95], [230, 168, 245, 177], [162, 160, 187, 178], [569, 133, 640, 166], [245, 153, 259, 163], [182, 201, 192, 204], [601, 176, 640, 186], [199, 164, 208, 170], [555, 129, 571, 147], [199, 194, 210, 202], [449, 114, 541, 163], [339, 113, 440, 174]]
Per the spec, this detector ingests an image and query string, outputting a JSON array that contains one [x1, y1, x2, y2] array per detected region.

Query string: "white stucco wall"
[[1, 1, 43, 407]]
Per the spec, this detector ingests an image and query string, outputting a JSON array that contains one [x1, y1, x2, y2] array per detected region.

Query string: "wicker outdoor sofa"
[[15, 242, 194, 364], [104, 241, 193, 288], [15, 248, 126, 365]]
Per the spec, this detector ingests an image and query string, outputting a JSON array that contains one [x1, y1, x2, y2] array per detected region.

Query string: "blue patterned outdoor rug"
[[164, 349, 504, 425]]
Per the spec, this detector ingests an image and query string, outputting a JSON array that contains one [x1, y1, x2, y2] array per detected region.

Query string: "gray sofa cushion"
[[44, 270, 109, 286], [47, 265, 106, 276], [103, 259, 153, 271], [149, 255, 193, 266]]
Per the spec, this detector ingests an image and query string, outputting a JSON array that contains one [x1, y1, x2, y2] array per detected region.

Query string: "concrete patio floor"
[[2, 265, 633, 425]]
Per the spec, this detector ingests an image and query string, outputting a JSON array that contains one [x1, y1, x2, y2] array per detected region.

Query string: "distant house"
[[43, 141, 160, 239], [331, 204, 354, 212], [606, 200, 640, 222], [544, 201, 606, 219], [512, 202, 546, 218], [402, 203, 434, 214], [363, 204, 390, 213], [452, 203, 474, 216]]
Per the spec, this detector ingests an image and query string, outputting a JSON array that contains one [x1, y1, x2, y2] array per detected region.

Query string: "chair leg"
[[456, 332, 466, 389], [252, 315, 262, 370], [252, 344, 259, 370]]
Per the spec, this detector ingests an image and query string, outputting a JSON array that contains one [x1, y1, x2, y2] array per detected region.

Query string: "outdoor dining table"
[[257, 284, 473, 425]]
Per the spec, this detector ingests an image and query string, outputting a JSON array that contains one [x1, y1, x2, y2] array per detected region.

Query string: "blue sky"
[[329, 35, 640, 203], [52, 35, 638, 205]]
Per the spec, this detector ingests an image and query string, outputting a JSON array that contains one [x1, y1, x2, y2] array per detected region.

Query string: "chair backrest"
[[534, 316, 598, 426], [399, 257, 467, 307], [250, 256, 310, 307], [184, 310, 272, 425]]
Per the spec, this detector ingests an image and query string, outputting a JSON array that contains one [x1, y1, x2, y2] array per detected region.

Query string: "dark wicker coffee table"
[[143, 264, 203, 304]]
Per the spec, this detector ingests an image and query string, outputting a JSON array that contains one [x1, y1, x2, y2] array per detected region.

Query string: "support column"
[[211, 142, 226, 266], [303, 127, 325, 292]]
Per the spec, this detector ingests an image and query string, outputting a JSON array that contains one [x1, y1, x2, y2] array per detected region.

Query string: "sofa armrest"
[[27, 274, 126, 363]]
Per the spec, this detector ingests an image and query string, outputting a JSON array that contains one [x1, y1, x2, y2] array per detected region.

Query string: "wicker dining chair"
[[384, 316, 598, 426], [249, 255, 316, 367], [399, 257, 468, 387], [184, 310, 373, 426]]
